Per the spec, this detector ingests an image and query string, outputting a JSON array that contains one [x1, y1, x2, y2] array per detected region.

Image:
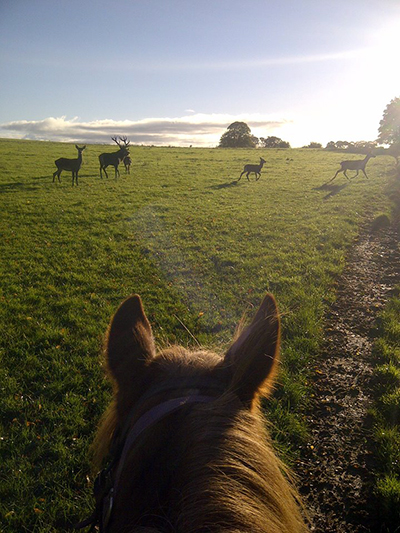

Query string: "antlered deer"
[[99, 136, 130, 179], [77, 293, 307, 532], [53, 145, 86, 186], [328, 153, 375, 183], [238, 157, 266, 181]]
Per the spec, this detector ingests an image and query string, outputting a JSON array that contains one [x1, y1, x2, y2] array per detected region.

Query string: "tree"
[[325, 141, 337, 151], [377, 97, 400, 147], [219, 122, 258, 148], [259, 136, 290, 148], [304, 142, 322, 149]]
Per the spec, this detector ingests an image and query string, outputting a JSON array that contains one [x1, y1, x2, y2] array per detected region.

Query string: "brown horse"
[[83, 293, 307, 532]]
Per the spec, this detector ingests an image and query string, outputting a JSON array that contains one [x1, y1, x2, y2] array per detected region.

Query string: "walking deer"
[[238, 157, 266, 181], [123, 155, 132, 174], [53, 145, 86, 186], [77, 293, 307, 532], [328, 153, 375, 183], [99, 136, 130, 179]]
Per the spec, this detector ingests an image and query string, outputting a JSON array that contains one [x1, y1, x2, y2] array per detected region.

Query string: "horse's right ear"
[[224, 294, 280, 408], [106, 295, 156, 388]]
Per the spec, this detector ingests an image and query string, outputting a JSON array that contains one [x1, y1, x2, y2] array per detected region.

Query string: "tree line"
[[218, 97, 400, 161]]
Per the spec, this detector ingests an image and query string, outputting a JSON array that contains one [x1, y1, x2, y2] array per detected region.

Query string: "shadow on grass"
[[0, 175, 51, 192], [0, 174, 101, 192], [209, 179, 241, 190], [314, 182, 351, 200]]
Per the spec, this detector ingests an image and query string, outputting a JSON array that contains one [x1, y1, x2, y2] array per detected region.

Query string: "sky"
[[1, 0, 400, 148]]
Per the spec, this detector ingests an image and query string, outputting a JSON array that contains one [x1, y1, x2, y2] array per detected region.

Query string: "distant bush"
[[303, 142, 322, 149], [259, 136, 290, 148], [325, 140, 376, 153]]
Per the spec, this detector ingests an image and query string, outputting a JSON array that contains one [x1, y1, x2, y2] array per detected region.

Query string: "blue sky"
[[1, 0, 400, 147]]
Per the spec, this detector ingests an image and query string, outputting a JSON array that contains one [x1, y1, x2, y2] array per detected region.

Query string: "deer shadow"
[[0, 175, 50, 193], [209, 179, 240, 190], [314, 182, 350, 200]]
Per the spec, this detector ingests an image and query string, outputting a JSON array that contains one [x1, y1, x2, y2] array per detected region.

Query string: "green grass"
[[371, 286, 400, 529], [0, 139, 396, 531]]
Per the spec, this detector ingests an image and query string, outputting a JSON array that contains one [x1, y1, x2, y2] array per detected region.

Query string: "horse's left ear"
[[224, 294, 280, 407], [106, 294, 156, 390]]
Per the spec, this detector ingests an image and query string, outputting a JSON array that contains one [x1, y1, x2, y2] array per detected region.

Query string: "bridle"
[[76, 382, 224, 532]]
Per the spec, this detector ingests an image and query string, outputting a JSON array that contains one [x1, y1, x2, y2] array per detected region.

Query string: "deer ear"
[[106, 295, 156, 389], [224, 294, 280, 407]]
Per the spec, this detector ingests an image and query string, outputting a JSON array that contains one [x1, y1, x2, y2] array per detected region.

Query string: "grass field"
[[0, 139, 396, 531], [371, 286, 400, 525]]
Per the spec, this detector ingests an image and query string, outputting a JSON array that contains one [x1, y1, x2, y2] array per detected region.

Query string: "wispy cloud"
[[0, 113, 290, 146], [150, 49, 366, 72], [3, 47, 366, 74]]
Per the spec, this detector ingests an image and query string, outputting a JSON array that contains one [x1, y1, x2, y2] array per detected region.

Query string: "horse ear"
[[224, 294, 280, 407], [106, 295, 156, 388]]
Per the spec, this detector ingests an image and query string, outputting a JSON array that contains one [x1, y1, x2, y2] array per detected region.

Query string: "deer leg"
[[256, 172, 261, 181], [246, 172, 250, 181], [349, 170, 359, 180], [343, 170, 353, 181], [327, 169, 341, 183], [238, 171, 245, 181], [362, 169, 368, 179]]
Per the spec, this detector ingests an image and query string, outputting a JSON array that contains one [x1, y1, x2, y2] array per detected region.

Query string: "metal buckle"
[[101, 487, 114, 531]]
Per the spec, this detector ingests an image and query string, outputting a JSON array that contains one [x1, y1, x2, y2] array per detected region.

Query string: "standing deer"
[[99, 136, 130, 179], [238, 157, 266, 181], [328, 153, 375, 183], [53, 145, 86, 186], [123, 155, 132, 174]]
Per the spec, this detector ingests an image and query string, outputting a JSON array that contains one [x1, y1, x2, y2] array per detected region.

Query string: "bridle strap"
[[113, 395, 215, 500], [76, 394, 217, 531]]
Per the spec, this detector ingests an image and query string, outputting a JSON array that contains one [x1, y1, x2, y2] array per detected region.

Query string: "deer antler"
[[119, 136, 130, 146], [111, 136, 122, 147]]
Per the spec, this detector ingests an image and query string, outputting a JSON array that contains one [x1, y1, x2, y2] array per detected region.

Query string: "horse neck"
[[108, 401, 306, 533]]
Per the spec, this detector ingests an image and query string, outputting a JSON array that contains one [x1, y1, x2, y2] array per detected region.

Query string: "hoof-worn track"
[[297, 221, 400, 532]]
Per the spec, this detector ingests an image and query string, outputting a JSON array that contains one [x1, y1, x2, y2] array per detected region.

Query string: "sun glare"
[[369, 21, 400, 89]]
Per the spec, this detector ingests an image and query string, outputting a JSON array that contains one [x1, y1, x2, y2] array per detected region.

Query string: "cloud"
[[0, 113, 290, 147]]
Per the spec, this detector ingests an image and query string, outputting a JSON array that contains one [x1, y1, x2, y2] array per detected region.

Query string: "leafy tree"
[[304, 142, 322, 149], [325, 140, 376, 153], [259, 136, 290, 148], [378, 96, 400, 147], [325, 141, 337, 151], [219, 122, 258, 148]]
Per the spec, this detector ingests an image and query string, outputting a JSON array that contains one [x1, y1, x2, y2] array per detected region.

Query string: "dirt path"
[[296, 219, 400, 532]]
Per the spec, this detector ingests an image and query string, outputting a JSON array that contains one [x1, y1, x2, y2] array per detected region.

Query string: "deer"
[[328, 152, 375, 183], [238, 157, 266, 181], [123, 154, 132, 174], [52, 145, 86, 186], [99, 136, 130, 179]]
